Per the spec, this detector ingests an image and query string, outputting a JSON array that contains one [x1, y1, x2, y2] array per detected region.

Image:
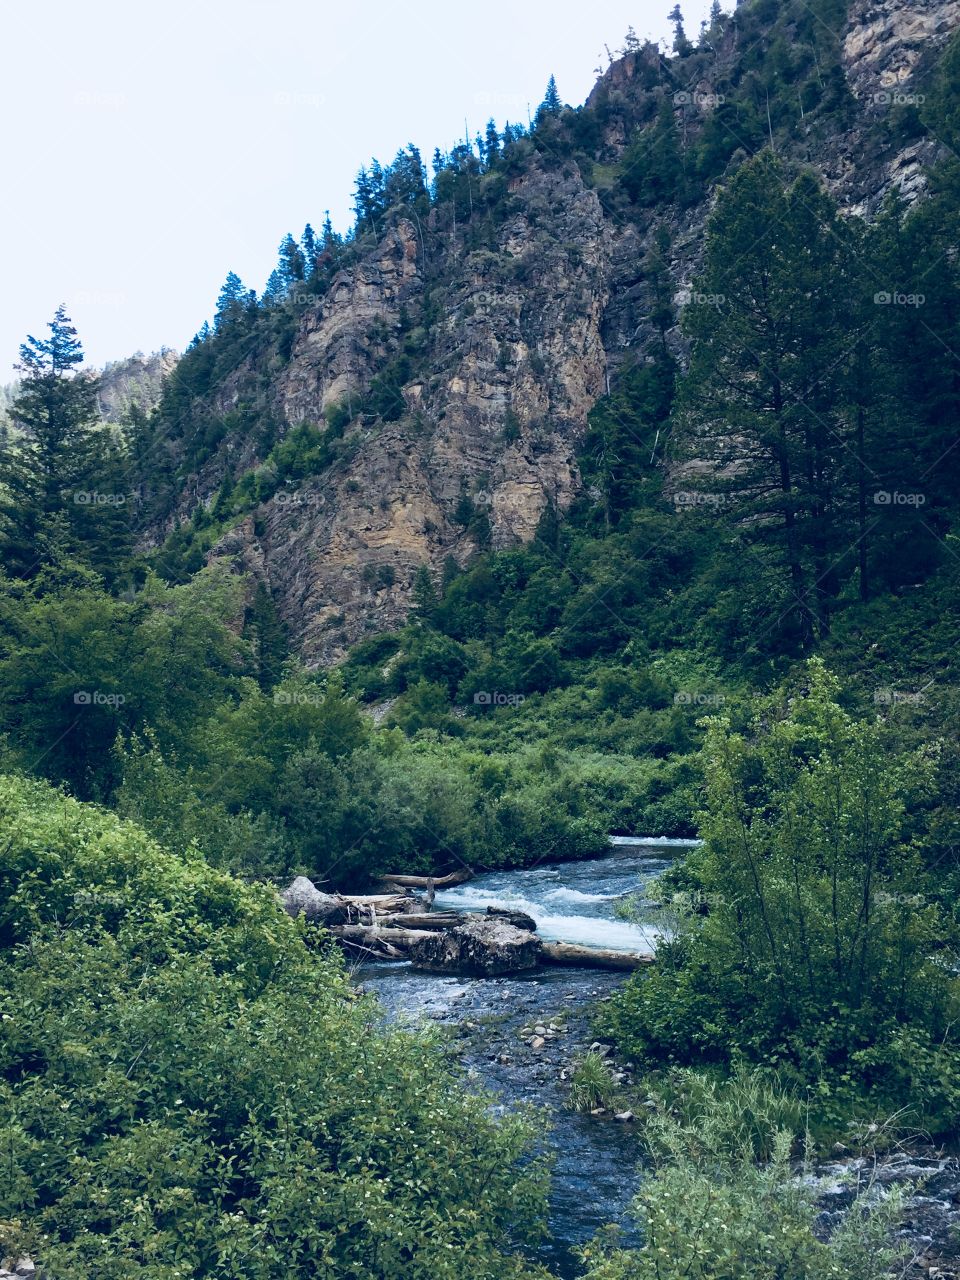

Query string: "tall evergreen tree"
[[0, 308, 124, 581], [484, 119, 501, 166], [412, 564, 438, 620], [245, 580, 288, 689], [214, 272, 252, 331], [669, 4, 693, 55], [536, 75, 562, 123], [301, 223, 317, 272], [677, 154, 850, 645]]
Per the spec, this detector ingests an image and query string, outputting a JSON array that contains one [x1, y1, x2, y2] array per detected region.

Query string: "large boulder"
[[0, 1261, 36, 1280], [485, 905, 537, 932], [280, 877, 348, 924], [410, 914, 542, 976]]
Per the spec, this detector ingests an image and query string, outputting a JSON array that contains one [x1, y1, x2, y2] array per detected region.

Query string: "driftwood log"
[[379, 869, 474, 889], [541, 941, 653, 971], [282, 874, 654, 973]]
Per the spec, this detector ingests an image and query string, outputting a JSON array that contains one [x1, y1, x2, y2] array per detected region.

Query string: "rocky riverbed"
[[358, 954, 960, 1277], [356, 959, 643, 1277], [354, 843, 960, 1278]]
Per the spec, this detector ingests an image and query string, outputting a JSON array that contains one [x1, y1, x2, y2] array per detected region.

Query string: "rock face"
[[147, 0, 954, 665], [210, 166, 610, 663], [97, 348, 179, 423], [0, 1260, 36, 1280], [486, 905, 538, 932], [280, 876, 348, 924], [411, 914, 543, 976]]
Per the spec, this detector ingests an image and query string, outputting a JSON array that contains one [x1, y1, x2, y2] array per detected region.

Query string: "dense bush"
[[579, 1069, 907, 1280], [597, 662, 960, 1133], [0, 773, 550, 1278]]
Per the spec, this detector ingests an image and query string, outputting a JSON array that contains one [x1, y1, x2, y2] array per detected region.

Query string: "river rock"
[[280, 877, 348, 924], [410, 915, 542, 976], [0, 1261, 36, 1279], [485, 906, 537, 932]]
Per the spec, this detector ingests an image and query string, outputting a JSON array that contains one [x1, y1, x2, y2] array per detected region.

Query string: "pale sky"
[[1, 0, 712, 370]]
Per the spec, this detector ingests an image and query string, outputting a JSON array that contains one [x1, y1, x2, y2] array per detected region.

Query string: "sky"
[[0, 0, 713, 371]]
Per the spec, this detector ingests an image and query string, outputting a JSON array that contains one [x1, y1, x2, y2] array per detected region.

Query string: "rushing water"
[[358, 838, 698, 1276], [433, 837, 698, 954], [357, 839, 960, 1275]]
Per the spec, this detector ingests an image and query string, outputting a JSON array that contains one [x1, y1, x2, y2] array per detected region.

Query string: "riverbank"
[[353, 843, 960, 1279], [356, 959, 641, 1277]]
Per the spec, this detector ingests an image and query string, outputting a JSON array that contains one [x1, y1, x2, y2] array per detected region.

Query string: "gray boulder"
[[411, 914, 542, 976], [485, 905, 537, 932], [280, 877, 348, 924], [0, 1260, 36, 1280]]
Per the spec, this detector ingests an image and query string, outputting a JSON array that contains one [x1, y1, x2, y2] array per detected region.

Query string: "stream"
[[356, 838, 695, 1277], [354, 839, 960, 1277]]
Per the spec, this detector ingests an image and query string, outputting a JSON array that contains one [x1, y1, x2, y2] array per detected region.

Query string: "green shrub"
[[598, 662, 960, 1132], [0, 773, 550, 1278], [569, 1052, 616, 1113], [579, 1070, 908, 1280]]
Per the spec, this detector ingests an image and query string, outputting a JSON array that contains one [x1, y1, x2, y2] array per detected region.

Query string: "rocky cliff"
[[144, 0, 959, 664], [98, 348, 180, 424]]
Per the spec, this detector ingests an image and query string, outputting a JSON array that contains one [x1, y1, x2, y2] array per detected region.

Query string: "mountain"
[[126, 0, 959, 665], [96, 348, 180, 423]]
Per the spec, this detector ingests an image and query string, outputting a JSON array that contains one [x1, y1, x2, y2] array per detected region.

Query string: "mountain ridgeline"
[[121, 0, 960, 663]]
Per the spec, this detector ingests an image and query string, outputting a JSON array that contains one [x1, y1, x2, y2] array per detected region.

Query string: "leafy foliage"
[[0, 774, 550, 1278], [579, 1068, 907, 1280]]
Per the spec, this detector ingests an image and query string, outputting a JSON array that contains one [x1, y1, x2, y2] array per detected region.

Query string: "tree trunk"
[[540, 942, 653, 971]]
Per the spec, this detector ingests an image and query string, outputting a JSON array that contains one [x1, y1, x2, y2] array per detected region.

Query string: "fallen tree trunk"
[[330, 925, 440, 948], [380, 869, 473, 889], [540, 942, 654, 971], [281, 878, 420, 924], [342, 892, 420, 910], [377, 912, 466, 930]]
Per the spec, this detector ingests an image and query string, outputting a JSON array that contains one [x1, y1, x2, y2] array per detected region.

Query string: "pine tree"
[[278, 233, 306, 286], [214, 272, 250, 331], [623, 97, 686, 206], [245, 580, 288, 689], [669, 4, 693, 55], [536, 75, 562, 123], [484, 119, 500, 167], [0, 307, 119, 580], [412, 564, 438, 620], [301, 223, 317, 272], [678, 154, 849, 644]]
